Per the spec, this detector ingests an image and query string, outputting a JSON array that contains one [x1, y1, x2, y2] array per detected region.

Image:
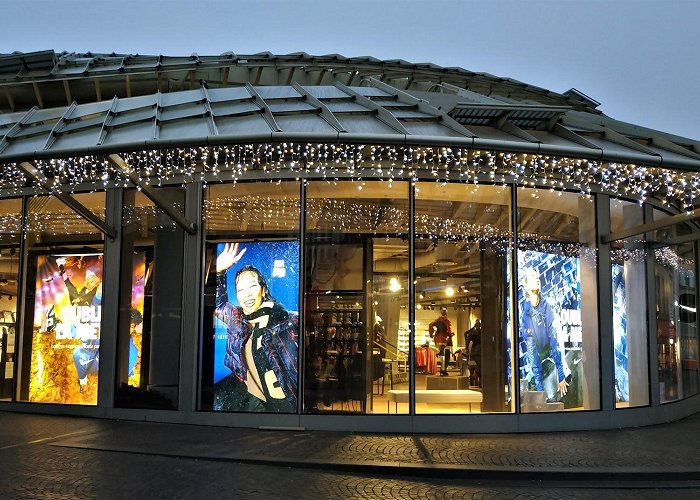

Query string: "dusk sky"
[[4, 0, 699, 141]]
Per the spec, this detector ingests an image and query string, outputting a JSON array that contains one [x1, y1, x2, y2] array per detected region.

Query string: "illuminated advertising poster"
[[128, 252, 147, 387], [213, 241, 299, 412], [611, 263, 629, 403], [30, 254, 103, 405], [517, 249, 581, 409]]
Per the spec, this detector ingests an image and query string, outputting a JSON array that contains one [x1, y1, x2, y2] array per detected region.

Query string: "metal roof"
[[0, 51, 698, 171]]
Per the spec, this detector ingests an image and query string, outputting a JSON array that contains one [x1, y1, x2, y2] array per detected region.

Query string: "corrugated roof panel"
[[466, 125, 527, 141], [275, 115, 337, 134], [110, 109, 155, 127], [216, 114, 273, 135], [349, 87, 392, 98], [581, 135, 659, 162], [159, 118, 211, 140], [161, 90, 204, 107], [403, 122, 464, 137], [26, 108, 67, 124], [325, 102, 370, 113], [391, 110, 434, 120], [267, 102, 317, 114], [211, 101, 260, 117], [254, 86, 302, 100], [101, 122, 154, 145], [90, 62, 124, 73], [13, 122, 54, 138], [115, 95, 158, 113], [71, 101, 113, 118], [336, 115, 399, 135], [160, 56, 199, 67], [52, 61, 90, 76], [0, 111, 27, 127], [206, 87, 253, 102], [1, 135, 47, 156], [160, 104, 206, 122], [302, 86, 350, 99], [62, 115, 107, 133], [528, 130, 594, 149], [50, 128, 102, 150], [638, 144, 696, 166]]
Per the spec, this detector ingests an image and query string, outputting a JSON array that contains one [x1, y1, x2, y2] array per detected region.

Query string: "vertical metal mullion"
[[644, 204, 660, 407], [298, 168, 306, 415], [510, 185, 520, 414], [12, 195, 28, 402], [596, 194, 614, 411], [695, 240, 700, 397], [408, 180, 416, 416]]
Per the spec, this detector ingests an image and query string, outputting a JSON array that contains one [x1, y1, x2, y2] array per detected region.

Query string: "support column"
[[178, 182, 204, 413], [480, 244, 507, 412], [98, 188, 122, 408]]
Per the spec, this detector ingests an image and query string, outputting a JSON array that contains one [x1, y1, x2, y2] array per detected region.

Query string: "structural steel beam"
[[107, 154, 197, 234], [18, 161, 116, 239], [602, 207, 700, 243]]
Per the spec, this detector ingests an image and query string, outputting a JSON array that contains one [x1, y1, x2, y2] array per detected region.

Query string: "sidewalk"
[[2, 410, 700, 483]]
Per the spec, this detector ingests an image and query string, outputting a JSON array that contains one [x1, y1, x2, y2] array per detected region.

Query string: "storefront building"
[[0, 51, 699, 432]]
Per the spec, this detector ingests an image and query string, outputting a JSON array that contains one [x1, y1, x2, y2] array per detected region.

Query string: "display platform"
[[426, 375, 470, 390]]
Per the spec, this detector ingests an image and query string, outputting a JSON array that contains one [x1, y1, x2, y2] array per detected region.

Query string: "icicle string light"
[[1, 144, 699, 212]]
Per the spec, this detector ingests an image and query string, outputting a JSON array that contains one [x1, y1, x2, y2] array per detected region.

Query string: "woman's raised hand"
[[216, 242, 247, 273]]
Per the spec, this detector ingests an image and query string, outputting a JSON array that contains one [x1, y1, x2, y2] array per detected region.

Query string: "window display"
[[28, 253, 103, 404], [212, 240, 299, 412], [517, 250, 578, 409], [517, 189, 599, 412]]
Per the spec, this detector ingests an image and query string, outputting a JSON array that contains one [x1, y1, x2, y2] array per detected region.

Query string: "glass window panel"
[[610, 199, 649, 408], [415, 183, 513, 414], [202, 181, 300, 413], [19, 193, 105, 405], [517, 189, 599, 412], [115, 189, 184, 409], [304, 181, 409, 414], [0, 198, 22, 401], [654, 209, 699, 403]]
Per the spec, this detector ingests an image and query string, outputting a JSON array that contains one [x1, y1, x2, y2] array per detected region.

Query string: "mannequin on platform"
[[429, 308, 454, 376]]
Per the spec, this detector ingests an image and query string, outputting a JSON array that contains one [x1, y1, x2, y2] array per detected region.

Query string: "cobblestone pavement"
[[0, 411, 699, 498]]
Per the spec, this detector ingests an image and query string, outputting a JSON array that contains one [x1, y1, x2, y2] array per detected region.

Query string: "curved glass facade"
[[0, 147, 698, 432]]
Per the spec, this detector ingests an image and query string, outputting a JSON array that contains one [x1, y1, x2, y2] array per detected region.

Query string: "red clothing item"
[[429, 315, 454, 345]]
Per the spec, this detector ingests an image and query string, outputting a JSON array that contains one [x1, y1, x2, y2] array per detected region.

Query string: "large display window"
[[19, 193, 105, 405], [115, 189, 185, 410], [304, 180, 409, 414], [610, 199, 649, 408], [201, 181, 300, 413], [414, 183, 513, 414], [517, 189, 599, 412], [0, 198, 21, 401]]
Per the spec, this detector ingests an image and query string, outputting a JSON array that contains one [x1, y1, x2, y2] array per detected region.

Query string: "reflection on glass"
[[0, 198, 22, 400], [517, 189, 599, 412], [414, 183, 513, 414], [115, 189, 184, 409], [655, 238, 698, 403], [610, 199, 649, 408]]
